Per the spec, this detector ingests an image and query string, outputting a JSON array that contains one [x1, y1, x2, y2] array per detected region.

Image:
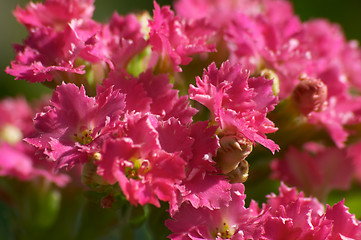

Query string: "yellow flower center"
[[212, 222, 236, 239], [124, 157, 151, 180], [74, 129, 93, 145]]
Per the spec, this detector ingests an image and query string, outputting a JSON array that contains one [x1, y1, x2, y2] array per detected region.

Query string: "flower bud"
[[292, 76, 328, 116], [260, 68, 280, 96], [227, 159, 249, 183], [215, 136, 252, 174]]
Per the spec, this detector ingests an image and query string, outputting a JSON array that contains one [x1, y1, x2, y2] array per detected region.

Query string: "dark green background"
[[1, 0, 361, 99]]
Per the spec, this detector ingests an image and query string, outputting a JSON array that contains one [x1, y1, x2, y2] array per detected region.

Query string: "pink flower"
[[97, 12, 147, 71], [6, 0, 104, 85], [166, 183, 262, 240], [103, 69, 197, 124], [224, 5, 304, 99], [258, 183, 361, 239], [168, 121, 227, 215], [6, 23, 98, 84], [294, 20, 361, 147], [149, 2, 215, 72], [189, 61, 279, 153], [271, 143, 353, 201], [174, 0, 263, 27], [325, 200, 361, 239], [96, 113, 187, 207], [0, 98, 69, 186], [13, 0, 95, 30], [25, 83, 125, 170], [0, 143, 69, 187]]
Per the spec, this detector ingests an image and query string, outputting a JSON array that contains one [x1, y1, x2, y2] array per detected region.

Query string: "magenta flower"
[[166, 183, 262, 240], [292, 19, 361, 147], [0, 143, 69, 187], [96, 113, 187, 207], [168, 121, 229, 215], [13, 0, 95, 30], [6, 0, 104, 84], [189, 61, 279, 153], [258, 183, 361, 239], [25, 83, 125, 170], [103, 69, 197, 124], [0, 98, 69, 186], [97, 12, 147, 71], [174, 0, 263, 27], [271, 143, 353, 201], [6, 23, 98, 83], [149, 2, 215, 72]]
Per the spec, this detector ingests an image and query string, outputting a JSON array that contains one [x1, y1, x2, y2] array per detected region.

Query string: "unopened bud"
[[227, 159, 249, 183], [261, 69, 280, 96], [292, 76, 328, 116], [215, 136, 252, 174]]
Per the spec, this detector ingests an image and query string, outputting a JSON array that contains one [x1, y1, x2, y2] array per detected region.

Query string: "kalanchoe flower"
[[174, 0, 264, 27], [25, 83, 125, 170], [13, 0, 95, 30], [258, 183, 361, 239], [176, 0, 305, 99], [6, 23, 99, 84], [99, 12, 148, 72], [271, 143, 353, 201], [149, 1, 215, 73], [0, 98, 69, 186], [168, 121, 232, 215], [6, 0, 105, 92], [166, 183, 262, 240], [103, 69, 197, 124], [96, 112, 187, 207], [189, 61, 279, 153]]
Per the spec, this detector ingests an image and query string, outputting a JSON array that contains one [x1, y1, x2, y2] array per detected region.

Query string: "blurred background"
[[1, 0, 361, 100]]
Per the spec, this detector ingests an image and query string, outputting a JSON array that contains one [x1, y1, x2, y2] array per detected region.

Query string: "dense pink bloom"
[[168, 182, 361, 239], [6, 0, 105, 85], [174, 0, 263, 27], [13, 0, 95, 30], [149, 2, 215, 72], [0, 143, 69, 187], [103, 69, 197, 124], [189, 61, 279, 153], [166, 183, 262, 240], [168, 121, 228, 215], [294, 20, 361, 147], [0, 98, 69, 186], [259, 183, 329, 240], [97, 12, 147, 71], [6, 23, 99, 83], [271, 143, 353, 200], [96, 113, 187, 207], [258, 183, 361, 239], [176, 0, 304, 99], [25, 83, 125, 170]]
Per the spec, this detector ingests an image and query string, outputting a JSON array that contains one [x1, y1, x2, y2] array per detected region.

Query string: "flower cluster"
[[3, 0, 361, 239]]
